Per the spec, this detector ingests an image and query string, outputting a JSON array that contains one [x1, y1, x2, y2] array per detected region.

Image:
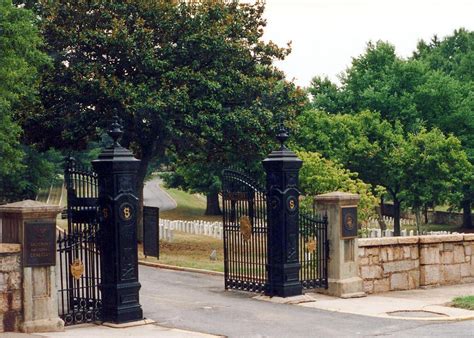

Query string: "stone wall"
[[358, 234, 474, 294], [0, 244, 22, 332]]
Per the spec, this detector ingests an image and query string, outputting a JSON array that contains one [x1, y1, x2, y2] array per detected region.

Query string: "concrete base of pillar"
[[102, 318, 155, 328], [321, 277, 366, 298], [21, 317, 64, 333]]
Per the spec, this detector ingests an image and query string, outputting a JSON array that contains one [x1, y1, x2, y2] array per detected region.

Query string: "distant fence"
[[362, 216, 457, 238], [379, 204, 472, 226], [159, 219, 223, 242], [367, 216, 416, 229]]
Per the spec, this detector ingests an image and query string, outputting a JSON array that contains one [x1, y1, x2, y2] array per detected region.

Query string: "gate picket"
[[57, 157, 101, 326]]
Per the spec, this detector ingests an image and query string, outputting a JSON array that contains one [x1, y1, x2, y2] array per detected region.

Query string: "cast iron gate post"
[[92, 116, 143, 323], [262, 126, 303, 297]]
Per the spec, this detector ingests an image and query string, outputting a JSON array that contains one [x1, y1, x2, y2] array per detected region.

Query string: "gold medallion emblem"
[[306, 239, 317, 253], [345, 214, 354, 230], [70, 259, 84, 280], [240, 216, 252, 241]]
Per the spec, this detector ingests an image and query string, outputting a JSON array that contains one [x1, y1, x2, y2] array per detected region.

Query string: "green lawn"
[[138, 231, 224, 272], [160, 185, 222, 222], [452, 296, 474, 310]]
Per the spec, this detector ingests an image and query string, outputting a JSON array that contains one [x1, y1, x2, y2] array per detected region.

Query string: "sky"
[[261, 0, 474, 87]]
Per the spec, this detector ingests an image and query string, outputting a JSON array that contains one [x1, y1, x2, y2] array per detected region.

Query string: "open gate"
[[57, 157, 102, 325], [222, 169, 328, 293], [222, 169, 268, 292]]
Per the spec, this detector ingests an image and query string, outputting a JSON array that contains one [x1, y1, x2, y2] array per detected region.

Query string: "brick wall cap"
[[314, 191, 360, 204], [463, 234, 474, 241], [419, 234, 464, 244], [0, 243, 21, 253], [358, 237, 398, 247], [397, 236, 419, 244], [0, 199, 61, 215]]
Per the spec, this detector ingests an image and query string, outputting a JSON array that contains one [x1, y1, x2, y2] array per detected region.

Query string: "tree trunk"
[[380, 197, 384, 216], [205, 191, 221, 215], [136, 156, 150, 243], [393, 198, 401, 236], [423, 205, 429, 224], [462, 199, 473, 229]]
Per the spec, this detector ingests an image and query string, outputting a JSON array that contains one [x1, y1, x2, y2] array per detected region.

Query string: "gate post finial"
[[108, 111, 123, 147], [262, 125, 303, 297]]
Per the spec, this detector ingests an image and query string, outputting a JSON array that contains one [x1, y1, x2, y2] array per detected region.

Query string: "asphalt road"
[[139, 266, 474, 337], [143, 178, 177, 211]]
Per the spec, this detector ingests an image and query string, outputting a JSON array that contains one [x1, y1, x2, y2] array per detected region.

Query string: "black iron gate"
[[299, 211, 329, 289], [57, 157, 102, 325], [222, 169, 328, 293], [222, 169, 268, 292]]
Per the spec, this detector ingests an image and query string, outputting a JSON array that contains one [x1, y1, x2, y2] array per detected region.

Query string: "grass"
[[138, 231, 224, 272], [452, 296, 474, 310], [160, 185, 221, 222]]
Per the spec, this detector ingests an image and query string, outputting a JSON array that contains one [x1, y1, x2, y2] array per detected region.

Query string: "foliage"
[[0, 0, 51, 202], [20, 0, 299, 215], [293, 110, 471, 234], [297, 151, 382, 223], [307, 29, 474, 228], [401, 129, 471, 211]]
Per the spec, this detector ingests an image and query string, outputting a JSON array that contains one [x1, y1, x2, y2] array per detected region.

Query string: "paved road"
[[139, 266, 474, 337], [143, 178, 177, 211]]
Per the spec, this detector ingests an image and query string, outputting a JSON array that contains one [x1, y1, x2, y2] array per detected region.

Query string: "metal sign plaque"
[[341, 206, 358, 239], [24, 221, 56, 267], [143, 206, 159, 258]]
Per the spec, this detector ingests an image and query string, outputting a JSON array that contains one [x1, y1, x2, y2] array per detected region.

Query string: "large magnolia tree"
[[18, 1, 301, 222]]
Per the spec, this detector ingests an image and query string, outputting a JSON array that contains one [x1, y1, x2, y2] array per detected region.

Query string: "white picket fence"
[[159, 219, 224, 242]]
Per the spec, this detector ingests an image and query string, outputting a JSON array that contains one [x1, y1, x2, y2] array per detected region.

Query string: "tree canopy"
[[18, 0, 300, 218], [307, 29, 474, 228], [0, 0, 54, 202], [293, 110, 471, 235]]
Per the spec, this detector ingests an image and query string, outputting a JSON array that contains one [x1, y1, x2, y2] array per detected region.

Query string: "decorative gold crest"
[[70, 259, 84, 280], [240, 216, 252, 241], [306, 239, 317, 253]]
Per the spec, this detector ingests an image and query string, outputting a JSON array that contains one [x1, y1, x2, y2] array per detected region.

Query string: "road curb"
[[139, 260, 224, 276]]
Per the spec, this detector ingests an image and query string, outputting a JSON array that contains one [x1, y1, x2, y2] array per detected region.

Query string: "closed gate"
[[57, 157, 102, 325], [222, 169, 328, 293]]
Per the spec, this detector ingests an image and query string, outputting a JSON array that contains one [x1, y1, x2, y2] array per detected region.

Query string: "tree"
[[0, 0, 51, 202], [294, 110, 471, 235], [297, 151, 382, 223], [310, 41, 426, 129], [309, 32, 474, 228], [164, 81, 307, 215], [413, 28, 474, 228], [19, 1, 295, 220]]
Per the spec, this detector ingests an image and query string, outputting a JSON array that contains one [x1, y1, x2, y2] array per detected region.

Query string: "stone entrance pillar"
[[0, 200, 64, 333], [314, 192, 365, 298], [92, 118, 143, 323], [262, 127, 303, 297]]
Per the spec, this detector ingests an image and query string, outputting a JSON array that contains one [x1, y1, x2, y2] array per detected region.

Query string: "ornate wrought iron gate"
[[299, 211, 329, 289], [222, 169, 268, 292], [222, 169, 328, 293], [57, 157, 102, 325]]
